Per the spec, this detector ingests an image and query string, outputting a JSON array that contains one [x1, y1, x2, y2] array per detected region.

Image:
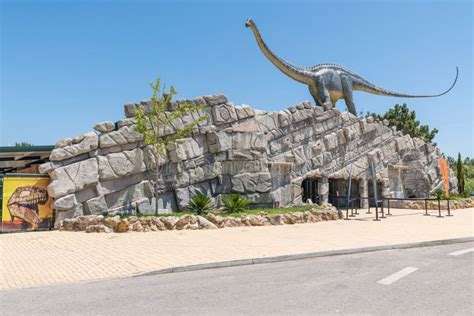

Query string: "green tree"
[[14, 142, 33, 147], [457, 152, 465, 194], [446, 155, 456, 170], [134, 78, 208, 214], [367, 103, 438, 145]]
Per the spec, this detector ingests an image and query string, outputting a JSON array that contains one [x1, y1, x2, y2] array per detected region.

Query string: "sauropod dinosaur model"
[[245, 18, 458, 115]]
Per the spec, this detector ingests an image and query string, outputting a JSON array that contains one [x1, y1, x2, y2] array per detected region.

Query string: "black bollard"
[[436, 196, 443, 218], [446, 198, 453, 216], [424, 199, 430, 216]]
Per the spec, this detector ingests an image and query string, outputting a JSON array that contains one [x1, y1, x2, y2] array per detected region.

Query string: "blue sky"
[[1, 0, 472, 158]]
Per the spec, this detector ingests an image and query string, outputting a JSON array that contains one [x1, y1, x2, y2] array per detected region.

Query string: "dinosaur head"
[[245, 18, 254, 28]]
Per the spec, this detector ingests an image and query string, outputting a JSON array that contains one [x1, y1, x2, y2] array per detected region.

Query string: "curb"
[[135, 236, 474, 278]]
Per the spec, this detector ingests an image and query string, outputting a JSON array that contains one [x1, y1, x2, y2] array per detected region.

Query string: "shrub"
[[187, 194, 214, 215], [221, 194, 250, 213]]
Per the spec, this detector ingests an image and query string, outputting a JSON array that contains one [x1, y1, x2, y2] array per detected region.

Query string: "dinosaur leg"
[[341, 78, 357, 115], [308, 85, 322, 107], [317, 83, 333, 111]]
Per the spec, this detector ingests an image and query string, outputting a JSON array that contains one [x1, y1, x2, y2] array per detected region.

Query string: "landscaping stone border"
[[59, 205, 343, 233]]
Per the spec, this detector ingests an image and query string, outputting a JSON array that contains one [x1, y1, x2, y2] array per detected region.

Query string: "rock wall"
[[39, 94, 457, 226]]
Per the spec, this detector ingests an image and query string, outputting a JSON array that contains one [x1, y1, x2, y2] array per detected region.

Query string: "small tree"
[[134, 79, 208, 214], [457, 152, 465, 194]]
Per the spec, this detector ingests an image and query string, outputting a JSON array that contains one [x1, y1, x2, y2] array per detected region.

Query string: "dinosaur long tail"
[[353, 67, 458, 98]]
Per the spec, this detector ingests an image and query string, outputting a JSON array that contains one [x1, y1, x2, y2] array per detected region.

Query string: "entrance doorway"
[[302, 178, 319, 204], [328, 178, 360, 208], [368, 180, 383, 207]]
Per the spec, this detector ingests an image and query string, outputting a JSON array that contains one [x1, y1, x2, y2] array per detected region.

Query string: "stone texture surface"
[[40, 95, 457, 226], [57, 208, 341, 232]]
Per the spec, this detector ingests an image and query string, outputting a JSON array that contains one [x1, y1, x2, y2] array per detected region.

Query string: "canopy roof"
[[0, 146, 54, 173]]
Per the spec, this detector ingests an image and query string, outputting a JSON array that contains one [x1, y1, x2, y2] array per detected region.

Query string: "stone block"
[[50, 132, 98, 161], [104, 180, 153, 209], [98, 148, 146, 180], [175, 187, 190, 211], [94, 121, 115, 133], [231, 119, 259, 133], [256, 112, 278, 132], [52, 194, 78, 210], [323, 132, 338, 150], [188, 181, 212, 197], [99, 130, 128, 148], [231, 172, 271, 193], [157, 191, 177, 212], [207, 131, 232, 153], [278, 111, 292, 127], [85, 196, 108, 214], [48, 158, 99, 198], [212, 103, 238, 125], [55, 137, 72, 148], [336, 129, 346, 146], [203, 94, 228, 106]]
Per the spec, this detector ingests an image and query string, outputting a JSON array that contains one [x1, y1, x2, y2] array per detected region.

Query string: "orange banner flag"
[[439, 157, 449, 198]]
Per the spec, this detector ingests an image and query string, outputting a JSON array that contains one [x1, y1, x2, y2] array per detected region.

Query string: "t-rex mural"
[[7, 186, 48, 230], [245, 18, 458, 115]]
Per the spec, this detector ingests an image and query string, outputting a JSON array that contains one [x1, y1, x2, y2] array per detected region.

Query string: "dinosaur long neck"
[[249, 24, 311, 84]]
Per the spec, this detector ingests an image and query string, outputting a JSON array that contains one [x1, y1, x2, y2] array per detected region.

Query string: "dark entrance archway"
[[328, 178, 360, 208], [368, 180, 383, 207], [302, 178, 319, 204]]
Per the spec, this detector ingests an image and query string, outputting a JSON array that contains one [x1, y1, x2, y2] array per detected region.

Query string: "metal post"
[[446, 198, 452, 216], [345, 203, 350, 220], [370, 161, 379, 221], [424, 199, 430, 216], [387, 199, 392, 215], [350, 199, 355, 217], [374, 200, 379, 221], [380, 199, 386, 219], [437, 196, 443, 218]]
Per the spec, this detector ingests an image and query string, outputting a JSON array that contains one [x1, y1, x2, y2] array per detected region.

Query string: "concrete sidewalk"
[[1, 208, 473, 290]]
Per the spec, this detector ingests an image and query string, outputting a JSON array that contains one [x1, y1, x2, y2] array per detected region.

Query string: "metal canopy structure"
[[0, 146, 54, 174]]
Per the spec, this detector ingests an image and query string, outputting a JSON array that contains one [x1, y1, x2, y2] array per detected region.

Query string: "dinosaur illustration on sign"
[[7, 186, 48, 230], [245, 18, 458, 115]]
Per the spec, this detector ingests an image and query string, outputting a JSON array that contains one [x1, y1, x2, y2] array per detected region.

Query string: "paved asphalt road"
[[1, 242, 473, 315]]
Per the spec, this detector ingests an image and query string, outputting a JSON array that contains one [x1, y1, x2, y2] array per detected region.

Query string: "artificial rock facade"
[[39, 94, 457, 226]]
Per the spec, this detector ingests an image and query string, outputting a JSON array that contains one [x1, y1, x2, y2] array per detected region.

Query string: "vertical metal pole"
[[387, 199, 392, 215], [424, 199, 430, 216], [446, 198, 452, 216], [380, 199, 386, 219], [345, 202, 349, 220], [347, 163, 353, 214], [374, 199, 379, 221], [437, 195, 443, 218], [370, 161, 380, 221]]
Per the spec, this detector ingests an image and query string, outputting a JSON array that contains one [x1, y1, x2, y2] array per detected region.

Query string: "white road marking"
[[377, 267, 418, 285], [448, 247, 474, 256]]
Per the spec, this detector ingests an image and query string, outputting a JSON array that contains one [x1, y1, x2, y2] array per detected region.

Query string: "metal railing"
[[328, 195, 453, 221]]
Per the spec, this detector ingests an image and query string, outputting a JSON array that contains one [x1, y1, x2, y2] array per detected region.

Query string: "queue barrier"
[[328, 195, 453, 221]]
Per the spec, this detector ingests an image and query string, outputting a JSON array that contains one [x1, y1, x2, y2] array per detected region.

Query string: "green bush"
[[221, 194, 250, 213], [187, 194, 214, 215]]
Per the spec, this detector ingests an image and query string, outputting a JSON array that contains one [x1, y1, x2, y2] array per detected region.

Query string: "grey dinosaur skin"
[[245, 18, 458, 115]]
